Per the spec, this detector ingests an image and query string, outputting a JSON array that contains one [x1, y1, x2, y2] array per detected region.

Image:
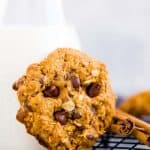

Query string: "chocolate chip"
[[74, 126, 84, 136], [72, 112, 81, 120], [86, 135, 95, 140], [86, 82, 100, 97], [71, 76, 80, 89], [54, 110, 68, 125], [113, 118, 118, 124], [77, 126, 84, 131], [36, 135, 49, 148], [12, 82, 18, 91], [43, 85, 60, 98], [12, 76, 26, 91]]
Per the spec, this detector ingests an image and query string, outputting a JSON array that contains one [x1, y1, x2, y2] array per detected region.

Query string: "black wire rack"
[[92, 115, 150, 150], [92, 133, 150, 150], [92, 96, 150, 150]]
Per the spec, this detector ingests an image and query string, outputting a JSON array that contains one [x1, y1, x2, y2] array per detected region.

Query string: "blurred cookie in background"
[[119, 91, 150, 117]]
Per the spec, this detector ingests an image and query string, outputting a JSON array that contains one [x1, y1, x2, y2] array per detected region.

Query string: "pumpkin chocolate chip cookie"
[[13, 48, 116, 150]]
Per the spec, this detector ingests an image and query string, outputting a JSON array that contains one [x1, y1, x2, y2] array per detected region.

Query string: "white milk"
[[0, 0, 80, 149]]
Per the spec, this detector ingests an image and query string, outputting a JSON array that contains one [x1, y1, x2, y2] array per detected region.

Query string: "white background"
[[63, 0, 150, 95]]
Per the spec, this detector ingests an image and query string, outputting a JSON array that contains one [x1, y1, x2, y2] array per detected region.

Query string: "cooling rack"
[[93, 132, 150, 150], [93, 96, 150, 150]]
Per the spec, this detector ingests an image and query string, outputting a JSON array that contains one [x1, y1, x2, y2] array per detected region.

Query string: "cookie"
[[119, 91, 150, 117], [13, 48, 116, 150]]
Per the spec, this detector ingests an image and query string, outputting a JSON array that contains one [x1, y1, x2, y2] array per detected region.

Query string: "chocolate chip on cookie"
[[86, 135, 95, 140], [71, 76, 80, 89], [12, 82, 18, 91], [12, 75, 26, 91], [86, 82, 100, 97], [43, 85, 60, 98], [72, 112, 81, 120], [36, 135, 49, 148], [54, 110, 69, 125]]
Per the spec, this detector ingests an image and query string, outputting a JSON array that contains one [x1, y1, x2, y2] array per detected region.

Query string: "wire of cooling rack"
[[92, 96, 150, 150], [93, 133, 150, 150]]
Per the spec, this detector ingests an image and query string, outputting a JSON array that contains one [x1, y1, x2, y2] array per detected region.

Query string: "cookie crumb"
[[62, 100, 75, 112], [91, 69, 100, 76]]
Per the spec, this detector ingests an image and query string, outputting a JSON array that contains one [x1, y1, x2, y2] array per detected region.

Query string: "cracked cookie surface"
[[13, 48, 116, 150]]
